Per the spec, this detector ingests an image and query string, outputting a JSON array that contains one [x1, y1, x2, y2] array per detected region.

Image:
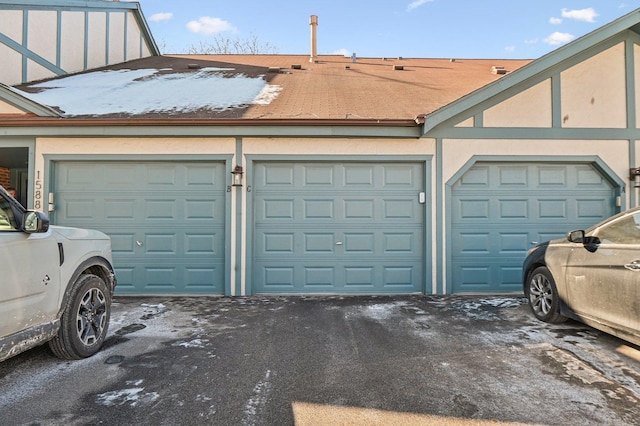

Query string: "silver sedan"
[[523, 207, 640, 346]]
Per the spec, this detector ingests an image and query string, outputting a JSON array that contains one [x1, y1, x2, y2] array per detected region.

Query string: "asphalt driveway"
[[1, 295, 639, 425]]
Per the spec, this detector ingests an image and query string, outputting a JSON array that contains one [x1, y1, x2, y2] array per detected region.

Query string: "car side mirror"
[[567, 230, 585, 243], [22, 211, 50, 233], [567, 229, 599, 252]]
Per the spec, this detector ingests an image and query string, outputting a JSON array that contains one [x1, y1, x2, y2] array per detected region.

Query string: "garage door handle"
[[335, 241, 343, 246], [624, 261, 640, 271], [136, 241, 144, 247]]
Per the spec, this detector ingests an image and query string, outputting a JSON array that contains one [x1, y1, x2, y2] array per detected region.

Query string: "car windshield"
[[590, 209, 640, 244]]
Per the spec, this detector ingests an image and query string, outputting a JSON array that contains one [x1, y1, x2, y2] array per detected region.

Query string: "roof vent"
[[393, 65, 404, 71], [267, 67, 281, 73], [491, 66, 507, 75], [188, 64, 201, 69], [291, 64, 302, 70]]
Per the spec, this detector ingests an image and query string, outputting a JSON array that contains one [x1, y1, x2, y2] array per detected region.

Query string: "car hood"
[[50, 225, 110, 240]]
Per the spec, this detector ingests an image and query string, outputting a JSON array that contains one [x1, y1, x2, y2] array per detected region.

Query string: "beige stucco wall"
[[26, 11, 58, 82], [0, 45, 22, 86], [442, 138, 627, 182], [37, 137, 236, 159], [108, 12, 125, 64], [483, 79, 552, 128], [243, 137, 433, 156], [0, 100, 26, 114], [27, 11, 57, 66], [61, 12, 86, 73], [126, 11, 142, 60], [26, 59, 53, 83], [561, 43, 627, 128], [635, 44, 640, 127], [87, 13, 107, 70], [441, 138, 628, 208], [454, 117, 474, 128], [1, 10, 22, 41], [0, 8, 153, 86]]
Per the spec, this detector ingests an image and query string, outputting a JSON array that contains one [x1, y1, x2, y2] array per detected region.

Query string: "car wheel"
[[49, 274, 111, 359], [527, 266, 567, 324]]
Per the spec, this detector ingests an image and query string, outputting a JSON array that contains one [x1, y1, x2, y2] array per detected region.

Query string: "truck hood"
[[50, 225, 110, 240]]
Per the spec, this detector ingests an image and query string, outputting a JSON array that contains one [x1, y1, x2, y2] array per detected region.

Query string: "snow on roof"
[[14, 67, 281, 117]]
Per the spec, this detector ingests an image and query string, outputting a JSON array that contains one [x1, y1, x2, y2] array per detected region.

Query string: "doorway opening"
[[0, 147, 28, 206]]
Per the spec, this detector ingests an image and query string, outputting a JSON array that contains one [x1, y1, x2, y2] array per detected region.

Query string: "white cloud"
[[186, 16, 237, 35], [561, 8, 598, 23], [407, 0, 434, 11], [149, 12, 173, 23], [333, 48, 351, 56], [504, 46, 515, 53], [544, 32, 576, 46], [525, 38, 538, 45], [549, 17, 562, 25]]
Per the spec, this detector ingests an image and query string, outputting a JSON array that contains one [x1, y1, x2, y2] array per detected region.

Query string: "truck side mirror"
[[22, 211, 50, 233]]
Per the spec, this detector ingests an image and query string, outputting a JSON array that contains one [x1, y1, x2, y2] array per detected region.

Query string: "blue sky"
[[139, 1, 640, 58]]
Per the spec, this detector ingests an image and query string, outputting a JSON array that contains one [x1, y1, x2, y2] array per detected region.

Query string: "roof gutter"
[[0, 117, 422, 127], [0, 117, 425, 138]]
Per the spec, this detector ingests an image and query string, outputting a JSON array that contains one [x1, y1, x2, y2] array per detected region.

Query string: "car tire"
[[49, 274, 111, 360], [526, 266, 567, 324]]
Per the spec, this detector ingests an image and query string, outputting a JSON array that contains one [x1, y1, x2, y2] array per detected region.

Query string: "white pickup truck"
[[0, 185, 116, 362]]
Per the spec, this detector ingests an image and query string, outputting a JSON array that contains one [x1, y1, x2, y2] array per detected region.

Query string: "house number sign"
[[34, 170, 43, 210]]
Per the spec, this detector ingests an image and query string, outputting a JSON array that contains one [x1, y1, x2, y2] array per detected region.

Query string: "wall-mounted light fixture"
[[231, 165, 244, 187], [630, 167, 640, 188]]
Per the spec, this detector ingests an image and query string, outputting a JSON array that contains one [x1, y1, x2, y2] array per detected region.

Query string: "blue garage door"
[[253, 162, 425, 294], [54, 161, 226, 295], [451, 162, 615, 293]]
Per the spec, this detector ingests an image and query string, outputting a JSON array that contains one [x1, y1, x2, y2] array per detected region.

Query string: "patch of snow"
[[174, 339, 209, 348], [354, 301, 408, 321], [242, 370, 272, 425], [141, 303, 166, 309], [253, 84, 282, 105], [16, 68, 281, 116], [443, 297, 526, 321], [95, 387, 160, 407]]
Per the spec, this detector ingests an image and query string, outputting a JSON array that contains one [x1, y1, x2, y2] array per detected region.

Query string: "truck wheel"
[[49, 274, 111, 359]]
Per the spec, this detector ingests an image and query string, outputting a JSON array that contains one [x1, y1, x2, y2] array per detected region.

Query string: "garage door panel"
[[258, 262, 422, 292], [55, 161, 226, 295], [259, 197, 422, 223], [576, 198, 612, 219], [254, 162, 425, 294], [452, 162, 614, 293]]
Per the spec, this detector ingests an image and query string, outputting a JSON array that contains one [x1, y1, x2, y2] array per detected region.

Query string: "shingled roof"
[[11, 54, 531, 122]]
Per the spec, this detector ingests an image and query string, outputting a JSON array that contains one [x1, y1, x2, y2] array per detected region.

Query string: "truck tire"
[[49, 274, 111, 359]]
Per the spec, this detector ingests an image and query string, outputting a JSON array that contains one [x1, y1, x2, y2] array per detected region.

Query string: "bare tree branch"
[[187, 33, 279, 54]]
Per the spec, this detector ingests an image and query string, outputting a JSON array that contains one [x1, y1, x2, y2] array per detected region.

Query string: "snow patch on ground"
[[242, 370, 272, 425], [350, 301, 409, 321], [174, 338, 209, 348], [443, 297, 527, 321], [95, 385, 159, 407]]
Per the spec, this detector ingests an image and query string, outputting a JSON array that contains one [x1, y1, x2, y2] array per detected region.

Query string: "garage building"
[[0, 1, 638, 295]]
